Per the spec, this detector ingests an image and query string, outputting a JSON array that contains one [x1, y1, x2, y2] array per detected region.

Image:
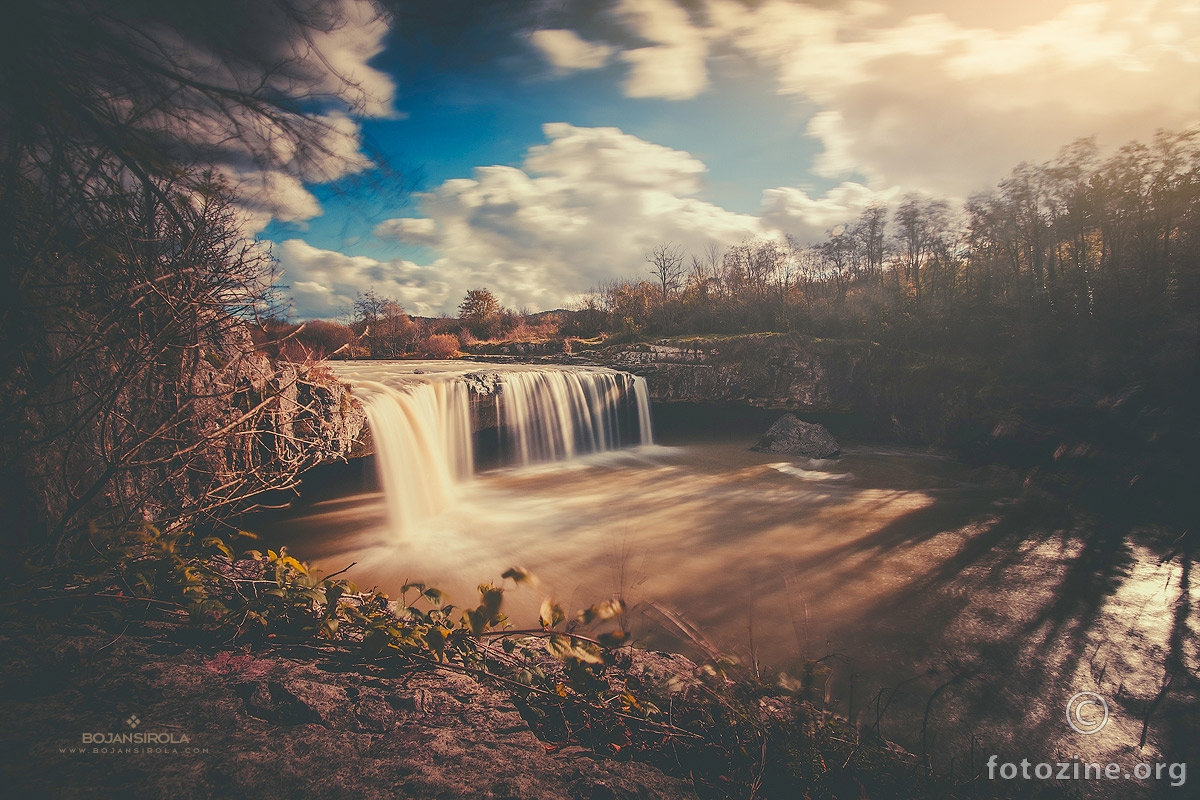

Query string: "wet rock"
[[239, 680, 326, 725], [463, 371, 503, 396], [353, 694, 396, 732], [752, 414, 841, 458]]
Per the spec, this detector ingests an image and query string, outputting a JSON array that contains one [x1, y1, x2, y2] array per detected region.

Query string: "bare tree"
[[647, 242, 685, 326], [852, 204, 889, 285], [895, 193, 950, 306], [818, 226, 856, 303], [1, 171, 359, 558]]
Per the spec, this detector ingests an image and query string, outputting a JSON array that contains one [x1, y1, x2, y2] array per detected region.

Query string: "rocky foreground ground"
[[0, 625, 700, 799]]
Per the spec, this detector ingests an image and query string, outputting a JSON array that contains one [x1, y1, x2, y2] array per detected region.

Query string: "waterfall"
[[343, 377, 473, 536], [329, 362, 653, 535]]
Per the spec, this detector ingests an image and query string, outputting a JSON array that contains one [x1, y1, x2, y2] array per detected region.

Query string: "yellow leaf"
[[539, 597, 565, 629]]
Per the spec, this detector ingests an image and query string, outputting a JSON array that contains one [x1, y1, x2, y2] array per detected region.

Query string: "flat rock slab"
[[751, 414, 841, 458], [0, 627, 698, 800]]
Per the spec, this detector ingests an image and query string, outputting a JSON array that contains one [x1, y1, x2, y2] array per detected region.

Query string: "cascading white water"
[[498, 369, 647, 466], [339, 375, 473, 537], [328, 361, 653, 536]]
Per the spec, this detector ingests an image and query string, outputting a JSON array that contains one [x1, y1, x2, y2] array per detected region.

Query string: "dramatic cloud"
[[545, 0, 1200, 198], [613, 0, 711, 99], [530, 29, 615, 71], [302, 0, 396, 117], [714, 0, 1200, 195], [228, 0, 394, 230], [290, 122, 904, 316], [276, 239, 452, 319], [367, 123, 768, 314], [133, 0, 396, 231]]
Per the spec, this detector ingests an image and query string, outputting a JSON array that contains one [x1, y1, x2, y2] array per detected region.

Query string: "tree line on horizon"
[[258, 285, 565, 361], [568, 130, 1200, 396], [280, 128, 1200, 408]]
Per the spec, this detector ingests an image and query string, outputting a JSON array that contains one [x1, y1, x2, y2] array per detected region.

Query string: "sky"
[[252, 0, 1200, 319]]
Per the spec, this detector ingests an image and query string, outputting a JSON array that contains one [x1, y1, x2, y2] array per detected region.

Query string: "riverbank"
[[1, 607, 1063, 800], [0, 622, 700, 799]]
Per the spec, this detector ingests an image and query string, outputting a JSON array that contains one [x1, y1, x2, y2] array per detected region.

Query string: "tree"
[[895, 193, 951, 306], [353, 289, 413, 357], [817, 227, 856, 303], [0, 171, 363, 559], [647, 242, 685, 327], [458, 288, 502, 322], [354, 289, 391, 327], [852, 204, 889, 286], [0, 1, 395, 559]]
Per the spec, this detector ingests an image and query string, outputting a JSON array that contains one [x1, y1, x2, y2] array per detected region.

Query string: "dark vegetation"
[[574, 131, 1200, 483], [0, 0, 404, 562]]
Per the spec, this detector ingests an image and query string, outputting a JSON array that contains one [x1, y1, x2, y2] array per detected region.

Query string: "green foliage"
[[10, 523, 648, 746]]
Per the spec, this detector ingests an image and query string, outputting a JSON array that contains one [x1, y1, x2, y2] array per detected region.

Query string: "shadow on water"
[[805, 491, 1198, 797]]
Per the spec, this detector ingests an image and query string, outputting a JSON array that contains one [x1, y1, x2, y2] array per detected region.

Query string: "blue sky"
[[259, 0, 1200, 319]]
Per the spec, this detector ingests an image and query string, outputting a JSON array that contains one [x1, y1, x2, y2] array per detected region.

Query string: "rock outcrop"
[[0, 626, 698, 800], [593, 334, 859, 410], [577, 334, 972, 444], [751, 414, 841, 458]]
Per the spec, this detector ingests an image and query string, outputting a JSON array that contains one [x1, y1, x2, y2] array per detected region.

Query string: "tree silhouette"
[[0, 1, 394, 559], [647, 242, 685, 326]]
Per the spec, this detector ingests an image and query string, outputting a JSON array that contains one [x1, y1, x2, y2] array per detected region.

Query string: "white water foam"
[[328, 361, 654, 537]]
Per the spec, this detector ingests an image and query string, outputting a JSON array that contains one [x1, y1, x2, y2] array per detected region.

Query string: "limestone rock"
[[751, 414, 841, 458], [463, 371, 503, 396]]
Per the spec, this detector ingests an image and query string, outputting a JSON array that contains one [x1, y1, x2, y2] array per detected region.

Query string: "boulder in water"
[[752, 414, 840, 458]]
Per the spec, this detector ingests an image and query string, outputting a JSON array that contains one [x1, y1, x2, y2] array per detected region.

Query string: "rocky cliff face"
[[299, 368, 370, 461], [593, 334, 867, 411], [579, 334, 972, 444], [324, 333, 974, 456]]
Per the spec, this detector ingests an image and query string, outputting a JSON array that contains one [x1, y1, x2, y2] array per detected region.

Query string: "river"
[[250, 362, 1195, 796]]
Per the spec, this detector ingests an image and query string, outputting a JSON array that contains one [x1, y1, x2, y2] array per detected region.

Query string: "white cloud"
[[614, 0, 711, 99], [293, 123, 904, 315], [303, 0, 396, 117], [276, 239, 451, 319], [372, 216, 440, 245], [368, 123, 767, 313], [530, 29, 615, 71], [573, 0, 1200, 198], [761, 182, 901, 242]]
